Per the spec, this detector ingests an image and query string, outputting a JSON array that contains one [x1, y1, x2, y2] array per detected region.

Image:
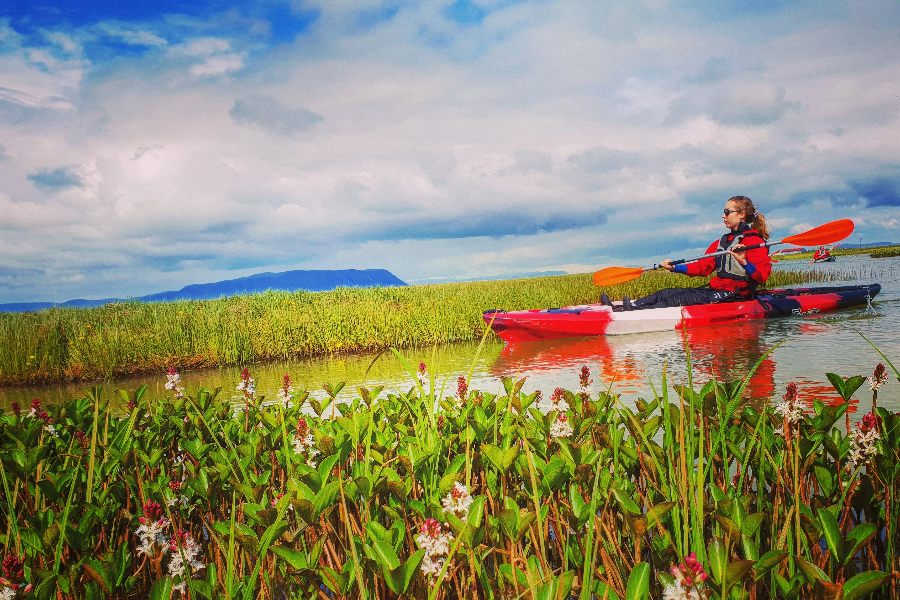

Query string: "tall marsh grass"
[[0, 269, 863, 386]]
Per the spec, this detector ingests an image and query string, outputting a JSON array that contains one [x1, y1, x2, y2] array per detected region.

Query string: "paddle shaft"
[[645, 239, 785, 271]]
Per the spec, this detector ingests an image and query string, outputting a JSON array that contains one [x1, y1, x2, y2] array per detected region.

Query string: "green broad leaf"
[[816, 507, 844, 563], [384, 549, 425, 595], [646, 501, 675, 528], [740, 513, 765, 538], [502, 445, 520, 470], [753, 550, 787, 580], [624, 562, 650, 600], [366, 539, 400, 571], [534, 570, 575, 600], [723, 559, 754, 589], [541, 457, 570, 493], [813, 465, 835, 497], [715, 514, 741, 539], [467, 495, 486, 528], [481, 444, 507, 472], [707, 538, 726, 585], [148, 577, 174, 600], [498, 508, 519, 541], [842, 570, 889, 600], [796, 556, 831, 584], [270, 546, 309, 570], [611, 486, 641, 515], [842, 522, 877, 567], [593, 580, 621, 600], [81, 559, 111, 595], [825, 373, 866, 401]]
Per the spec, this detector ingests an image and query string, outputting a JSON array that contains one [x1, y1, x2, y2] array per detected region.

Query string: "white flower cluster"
[[135, 518, 170, 557], [663, 581, 703, 600], [236, 377, 256, 396], [292, 433, 320, 466], [550, 414, 573, 438], [0, 586, 16, 600], [416, 519, 454, 579], [168, 534, 206, 594], [441, 482, 474, 520], [277, 387, 293, 407], [773, 398, 804, 427], [848, 425, 880, 467], [165, 371, 185, 398]]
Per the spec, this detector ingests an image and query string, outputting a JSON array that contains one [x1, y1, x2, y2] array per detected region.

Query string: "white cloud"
[[1, 1, 899, 303]]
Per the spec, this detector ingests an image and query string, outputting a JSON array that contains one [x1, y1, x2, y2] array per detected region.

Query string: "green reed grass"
[[0, 269, 862, 387]]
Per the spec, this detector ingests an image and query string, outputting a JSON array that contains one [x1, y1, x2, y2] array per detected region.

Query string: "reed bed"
[[774, 245, 900, 261], [0, 347, 896, 599], [0, 269, 862, 387]]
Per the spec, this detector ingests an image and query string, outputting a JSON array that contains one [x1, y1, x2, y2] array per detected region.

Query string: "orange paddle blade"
[[781, 219, 854, 247], [592, 266, 644, 287]]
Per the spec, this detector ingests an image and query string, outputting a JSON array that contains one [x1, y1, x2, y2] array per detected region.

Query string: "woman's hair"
[[728, 195, 770, 240]]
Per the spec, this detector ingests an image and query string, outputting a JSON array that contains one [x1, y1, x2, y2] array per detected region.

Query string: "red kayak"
[[484, 284, 880, 343]]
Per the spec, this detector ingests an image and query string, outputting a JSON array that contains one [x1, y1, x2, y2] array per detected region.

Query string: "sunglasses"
[[723, 208, 742, 216]]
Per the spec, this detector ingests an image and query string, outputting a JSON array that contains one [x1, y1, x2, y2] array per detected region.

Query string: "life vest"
[[714, 223, 763, 289]]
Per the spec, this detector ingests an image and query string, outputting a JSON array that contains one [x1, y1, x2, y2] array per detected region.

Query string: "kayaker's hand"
[[659, 259, 675, 271], [730, 245, 748, 266]]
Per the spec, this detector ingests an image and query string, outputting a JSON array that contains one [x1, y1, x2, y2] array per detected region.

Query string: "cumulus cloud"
[[1, 1, 899, 303]]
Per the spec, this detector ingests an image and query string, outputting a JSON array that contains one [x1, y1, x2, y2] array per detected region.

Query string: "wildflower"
[[773, 382, 804, 427], [135, 500, 170, 557], [165, 367, 185, 399], [0, 586, 15, 600], [868, 363, 888, 391], [579, 366, 592, 390], [10, 402, 20, 417], [167, 479, 189, 509], [277, 373, 294, 407], [441, 482, 474, 520], [848, 412, 881, 467], [417, 362, 428, 388], [550, 413, 573, 439], [28, 398, 52, 423], [663, 581, 702, 600], [2, 555, 24, 582], [415, 518, 453, 579], [167, 529, 205, 594], [664, 552, 708, 600], [292, 418, 320, 464], [236, 368, 255, 397], [671, 552, 708, 587], [126, 399, 137, 413], [74, 430, 90, 450], [550, 387, 570, 411], [456, 376, 468, 400]]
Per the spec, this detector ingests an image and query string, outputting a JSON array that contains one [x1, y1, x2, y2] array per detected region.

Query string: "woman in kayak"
[[617, 195, 772, 310]]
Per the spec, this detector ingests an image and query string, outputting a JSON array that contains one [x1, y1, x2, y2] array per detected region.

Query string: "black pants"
[[631, 287, 737, 309]]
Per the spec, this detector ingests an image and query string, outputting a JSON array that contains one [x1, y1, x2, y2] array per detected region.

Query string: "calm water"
[[3, 256, 898, 423]]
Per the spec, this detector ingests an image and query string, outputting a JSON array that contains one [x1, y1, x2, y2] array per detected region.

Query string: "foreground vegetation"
[[0, 347, 897, 599], [0, 268, 862, 386]]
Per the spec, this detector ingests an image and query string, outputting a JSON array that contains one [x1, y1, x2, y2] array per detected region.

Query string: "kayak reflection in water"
[[619, 196, 773, 311]]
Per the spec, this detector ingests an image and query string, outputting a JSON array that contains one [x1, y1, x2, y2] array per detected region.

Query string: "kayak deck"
[[484, 284, 880, 343]]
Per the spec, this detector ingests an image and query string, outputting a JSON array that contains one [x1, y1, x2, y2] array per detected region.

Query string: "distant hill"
[[0, 269, 407, 313]]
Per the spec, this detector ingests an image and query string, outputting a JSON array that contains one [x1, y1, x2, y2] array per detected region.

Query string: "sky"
[[1, 0, 899, 303]]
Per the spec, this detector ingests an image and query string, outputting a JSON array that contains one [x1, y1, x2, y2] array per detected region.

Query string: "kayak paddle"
[[592, 218, 855, 287]]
